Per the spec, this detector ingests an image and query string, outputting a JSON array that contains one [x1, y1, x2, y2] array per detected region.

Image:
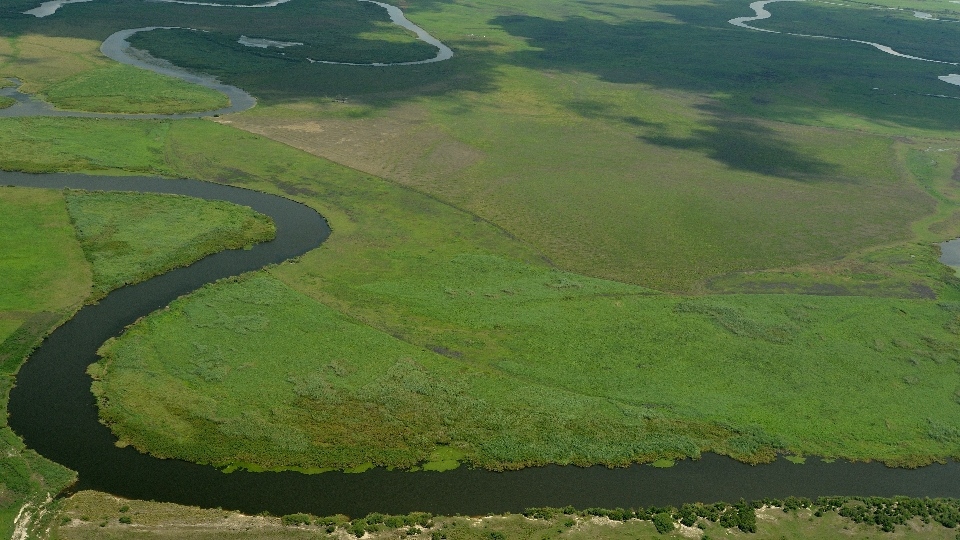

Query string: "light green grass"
[[0, 118, 175, 174], [0, 187, 91, 312], [0, 97, 13, 109], [64, 189, 275, 296], [42, 64, 228, 114]]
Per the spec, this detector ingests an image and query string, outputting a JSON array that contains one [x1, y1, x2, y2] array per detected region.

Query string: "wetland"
[[4, 0, 960, 534]]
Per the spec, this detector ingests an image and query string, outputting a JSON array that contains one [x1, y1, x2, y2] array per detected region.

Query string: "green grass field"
[[65, 190, 275, 296], [0, 187, 92, 316], [5, 0, 960, 289], [0, 35, 228, 114], [0, 115, 940, 471], [0, 113, 957, 470], [0, 188, 91, 538], [42, 64, 228, 114]]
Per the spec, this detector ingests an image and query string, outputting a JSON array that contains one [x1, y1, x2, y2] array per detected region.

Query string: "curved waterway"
[[729, 0, 960, 90], [24, 0, 452, 66], [5, 170, 960, 516]]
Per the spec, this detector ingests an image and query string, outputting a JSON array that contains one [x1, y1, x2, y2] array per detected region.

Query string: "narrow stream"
[[5, 171, 960, 517]]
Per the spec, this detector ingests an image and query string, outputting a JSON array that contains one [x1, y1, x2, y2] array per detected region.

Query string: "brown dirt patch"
[[218, 104, 483, 189]]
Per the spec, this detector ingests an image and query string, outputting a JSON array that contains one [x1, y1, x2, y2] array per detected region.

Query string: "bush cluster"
[[284, 511, 434, 537], [524, 499, 756, 534], [521, 497, 960, 534], [821, 496, 960, 532]]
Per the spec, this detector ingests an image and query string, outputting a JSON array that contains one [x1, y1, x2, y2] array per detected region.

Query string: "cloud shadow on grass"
[[490, 4, 960, 134]]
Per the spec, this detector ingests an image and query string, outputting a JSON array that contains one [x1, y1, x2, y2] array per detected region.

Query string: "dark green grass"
[[0, 97, 13, 109], [64, 189, 275, 296], [42, 64, 228, 114]]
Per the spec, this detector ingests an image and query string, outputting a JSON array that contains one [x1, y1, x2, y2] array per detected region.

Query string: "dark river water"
[[5, 170, 960, 518]]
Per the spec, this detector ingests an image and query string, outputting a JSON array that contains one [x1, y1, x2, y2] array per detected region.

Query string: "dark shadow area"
[[640, 114, 838, 179], [559, 92, 838, 179], [0, 0, 491, 105], [3, 0, 959, 132], [491, 3, 960, 133]]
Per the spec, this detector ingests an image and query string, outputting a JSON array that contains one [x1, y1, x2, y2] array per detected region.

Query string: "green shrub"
[[281, 513, 313, 526], [652, 513, 675, 534]]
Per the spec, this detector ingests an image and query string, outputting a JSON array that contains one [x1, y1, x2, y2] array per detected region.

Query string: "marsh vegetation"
[[0, 185, 275, 536], [4, 0, 960, 531]]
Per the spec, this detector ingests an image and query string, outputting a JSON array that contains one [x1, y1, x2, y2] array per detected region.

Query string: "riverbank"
[[0, 182, 285, 537], [23, 491, 960, 540]]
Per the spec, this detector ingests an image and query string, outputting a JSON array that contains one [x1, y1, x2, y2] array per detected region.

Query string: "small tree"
[[653, 513, 675, 534]]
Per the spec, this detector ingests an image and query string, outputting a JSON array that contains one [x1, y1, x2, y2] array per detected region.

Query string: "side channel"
[[5, 171, 960, 517]]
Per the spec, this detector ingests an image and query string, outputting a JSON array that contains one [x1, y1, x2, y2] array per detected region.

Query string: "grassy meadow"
[[65, 190, 275, 296], [0, 115, 950, 470], [43, 64, 228, 114], [4, 0, 960, 289], [0, 35, 228, 113], [0, 187, 91, 539]]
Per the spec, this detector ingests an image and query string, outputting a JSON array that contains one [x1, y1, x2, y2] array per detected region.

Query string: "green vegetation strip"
[[39, 492, 960, 539], [41, 64, 229, 115], [64, 189, 275, 297], [0, 97, 14, 110]]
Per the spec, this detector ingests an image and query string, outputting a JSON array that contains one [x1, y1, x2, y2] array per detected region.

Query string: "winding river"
[[729, 0, 960, 90], [4, 0, 960, 518], [5, 171, 960, 516]]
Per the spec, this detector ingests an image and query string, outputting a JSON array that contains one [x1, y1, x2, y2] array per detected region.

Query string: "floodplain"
[[2, 0, 960, 534]]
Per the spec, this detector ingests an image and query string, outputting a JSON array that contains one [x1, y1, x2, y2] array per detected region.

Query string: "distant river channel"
[[4, 170, 960, 516]]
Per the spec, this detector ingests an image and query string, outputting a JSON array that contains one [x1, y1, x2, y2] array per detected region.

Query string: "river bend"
[[4, 171, 960, 517]]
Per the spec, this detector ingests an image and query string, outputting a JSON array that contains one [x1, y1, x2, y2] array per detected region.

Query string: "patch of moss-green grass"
[[0, 118, 176, 174], [705, 241, 957, 298], [0, 97, 14, 110], [41, 64, 228, 114], [64, 189, 275, 297], [0, 187, 91, 312]]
